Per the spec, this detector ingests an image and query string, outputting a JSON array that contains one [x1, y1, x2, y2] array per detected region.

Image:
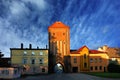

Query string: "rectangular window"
[[95, 66, 97, 70], [99, 66, 102, 70], [95, 58, 97, 63], [99, 58, 102, 63], [90, 58, 93, 63], [90, 66, 93, 70], [84, 54, 87, 59], [39, 59, 44, 64], [2, 70, 9, 75], [32, 52, 35, 56], [23, 59, 27, 64], [31, 59, 35, 64], [42, 68, 45, 72], [14, 70, 17, 74], [73, 58, 77, 63], [23, 51, 27, 56], [1, 70, 5, 74], [40, 52, 43, 55]]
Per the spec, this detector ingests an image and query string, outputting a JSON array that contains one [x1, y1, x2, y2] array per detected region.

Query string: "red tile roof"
[[77, 45, 89, 52], [70, 45, 89, 54], [89, 50, 105, 54]]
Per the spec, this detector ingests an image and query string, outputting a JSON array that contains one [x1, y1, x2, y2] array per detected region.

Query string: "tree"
[[0, 51, 4, 58], [108, 63, 120, 73]]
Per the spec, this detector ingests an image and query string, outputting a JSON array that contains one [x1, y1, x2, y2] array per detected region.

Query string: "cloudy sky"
[[0, 0, 120, 57]]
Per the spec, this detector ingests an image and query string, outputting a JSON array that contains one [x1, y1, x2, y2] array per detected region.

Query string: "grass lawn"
[[84, 72, 120, 78]]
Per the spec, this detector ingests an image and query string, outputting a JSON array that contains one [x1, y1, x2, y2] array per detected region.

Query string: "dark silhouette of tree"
[[0, 51, 4, 58], [108, 63, 120, 73]]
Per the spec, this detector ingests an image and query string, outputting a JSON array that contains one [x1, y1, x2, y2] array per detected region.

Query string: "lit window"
[[40, 52, 43, 55], [73, 58, 77, 63], [32, 52, 35, 55], [39, 59, 44, 64], [31, 59, 35, 64], [23, 51, 27, 55], [23, 59, 27, 64]]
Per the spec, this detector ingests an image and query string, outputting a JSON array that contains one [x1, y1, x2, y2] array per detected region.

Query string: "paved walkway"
[[17, 73, 120, 80]]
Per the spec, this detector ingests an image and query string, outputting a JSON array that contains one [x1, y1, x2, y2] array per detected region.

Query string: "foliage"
[[107, 63, 120, 73]]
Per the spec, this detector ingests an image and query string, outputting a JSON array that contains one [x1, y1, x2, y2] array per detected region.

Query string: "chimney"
[[46, 45, 47, 49], [29, 44, 32, 49], [21, 43, 23, 49], [37, 46, 39, 49]]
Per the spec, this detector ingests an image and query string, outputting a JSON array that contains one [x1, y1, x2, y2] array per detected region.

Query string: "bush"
[[108, 63, 120, 73]]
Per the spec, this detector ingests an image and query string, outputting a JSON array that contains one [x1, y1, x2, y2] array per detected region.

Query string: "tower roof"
[[48, 21, 69, 29]]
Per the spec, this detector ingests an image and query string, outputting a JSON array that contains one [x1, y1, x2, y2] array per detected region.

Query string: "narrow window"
[[5, 70, 9, 75], [99, 66, 102, 70], [90, 66, 93, 70], [73, 58, 77, 63], [84, 63, 87, 68], [31, 59, 35, 64], [90, 58, 93, 63], [84, 54, 87, 59], [95, 58, 97, 63], [42, 68, 45, 72], [14, 70, 17, 74], [39, 59, 44, 64], [23, 59, 27, 64], [99, 58, 102, 63], [95, 66, 97, 70]]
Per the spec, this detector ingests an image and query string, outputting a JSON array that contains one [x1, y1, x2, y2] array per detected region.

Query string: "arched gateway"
[[54, 63, 64, 73]]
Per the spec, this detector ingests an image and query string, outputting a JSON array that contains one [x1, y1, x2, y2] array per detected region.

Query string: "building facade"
[[0, 55, 20, 79], [10, 44, 48, 74], [69, 46, 109, 72], [98, 45, 120, 64], [48, 21, 70, 72]]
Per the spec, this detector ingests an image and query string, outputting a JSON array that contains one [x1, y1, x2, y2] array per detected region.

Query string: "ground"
[[16, 73, 120, 80]]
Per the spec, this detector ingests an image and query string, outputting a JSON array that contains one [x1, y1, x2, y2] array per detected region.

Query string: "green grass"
[[84, 72, 120, 78]]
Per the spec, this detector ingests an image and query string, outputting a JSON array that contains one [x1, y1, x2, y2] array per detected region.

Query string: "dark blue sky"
[[0, 0, 120, 57]]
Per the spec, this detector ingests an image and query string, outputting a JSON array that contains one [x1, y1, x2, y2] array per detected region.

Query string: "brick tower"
[[48, 21, 70, 73]]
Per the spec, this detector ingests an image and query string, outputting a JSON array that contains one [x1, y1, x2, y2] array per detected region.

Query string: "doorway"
[[72, 67, 78, 72]]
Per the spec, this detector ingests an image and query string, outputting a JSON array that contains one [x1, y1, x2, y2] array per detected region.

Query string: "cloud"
[[0, 0, 120, 57]]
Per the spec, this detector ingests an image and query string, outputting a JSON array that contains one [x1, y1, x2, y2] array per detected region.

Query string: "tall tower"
[[48, 21, 70, 72]]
